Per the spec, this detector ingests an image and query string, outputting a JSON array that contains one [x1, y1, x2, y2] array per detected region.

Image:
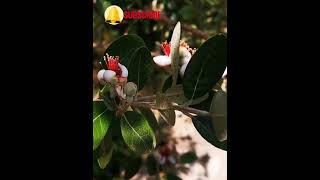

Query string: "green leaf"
[[123, 156, 142, 179], [156, 93, 176, 126], [159, 109, 176, 126], [104, 34, 146, 67], [192, 114, 227, 151], [156, 93, 171, 110], [135, 107, 159, 132], [162, 75, 173, 93], [165, 84, 188, 105], [210, 90, 227, 141], [93, 101, 113, 150], [190, 90, 215, 111], [180, 151, 197, 164], [93, 151, 111, 179], [97, 131, 113, 169], [184, 93, 209, 106], [146, 154, 158, 175], [127, 47, 155, 90], [100, 84, 111, 96], [103, 95, 115, 111], [183, 34, 227, 100], [120, 111, 156, 154], [162, 75, 183, 93], [169, 22, 181, 86]]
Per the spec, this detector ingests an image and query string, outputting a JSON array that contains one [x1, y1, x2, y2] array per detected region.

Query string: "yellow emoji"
[[104, 5, 124, 25]]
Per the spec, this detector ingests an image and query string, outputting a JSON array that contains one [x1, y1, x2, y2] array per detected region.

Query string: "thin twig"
[[172, 105, 210, 116], [178, 109, 194, 119]]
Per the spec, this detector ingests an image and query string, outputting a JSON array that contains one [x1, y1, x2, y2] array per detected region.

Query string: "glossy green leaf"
[[191, 90, 215, 111], [146, 154, 158, 175], [156, 93, 171, 110], [183, 34, 227, 100], [184, 93, 209, 106], [162, 75, 173, 93], [165, 84, 188, 105], [120, 111, 156, 154], [93, 101, 113, 150], [127, 47, 155, 90], [156, 93, 176, 126], [136, 107, 159, 132], [159, 109, 176, 126], [97, 131, 113, 169], [210, 90, 227, 141], [162, 75, 183, 93], [123, 156, 142, 179], [103, 95, 115, 111], [192, 114, 227, 151], [104, 34, 146, 68]]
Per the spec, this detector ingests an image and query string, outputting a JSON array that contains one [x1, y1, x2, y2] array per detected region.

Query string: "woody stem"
[[135, 92, 183, 102]]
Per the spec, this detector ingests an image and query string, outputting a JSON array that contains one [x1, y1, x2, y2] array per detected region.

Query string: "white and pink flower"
[[97, 54, 128, 86], [97, 54, 129, 99], [153, 40, 197, 77], [153, 41, 227, 79]]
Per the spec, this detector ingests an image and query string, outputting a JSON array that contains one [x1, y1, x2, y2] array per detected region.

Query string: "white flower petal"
[[179, 63, 188, 77], [222, 67, 227, 77], [118, 63, 128, 77], [103, 70, 116, 82], [153, 55, 171, 67], [180, 56, 191, 65], [179, 47, 191, 59], [97, 69, 106, 85]]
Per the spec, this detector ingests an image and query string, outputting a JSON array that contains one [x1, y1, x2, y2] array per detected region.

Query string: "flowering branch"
[[135, 91, 183, 102], [130, 101, 210, 117]]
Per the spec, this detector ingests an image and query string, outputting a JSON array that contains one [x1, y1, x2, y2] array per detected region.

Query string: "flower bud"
[[123, 82, 137, 96], [103, 70, 116, 82], [97, 69, 106, 85]]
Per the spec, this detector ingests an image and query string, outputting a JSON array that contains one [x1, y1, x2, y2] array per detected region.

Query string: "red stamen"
[[106, 55, 122, 76], [161, 41, 171, 56]]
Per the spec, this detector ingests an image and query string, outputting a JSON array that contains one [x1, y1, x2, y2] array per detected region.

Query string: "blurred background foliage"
[[93, 0, 226, 58]]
